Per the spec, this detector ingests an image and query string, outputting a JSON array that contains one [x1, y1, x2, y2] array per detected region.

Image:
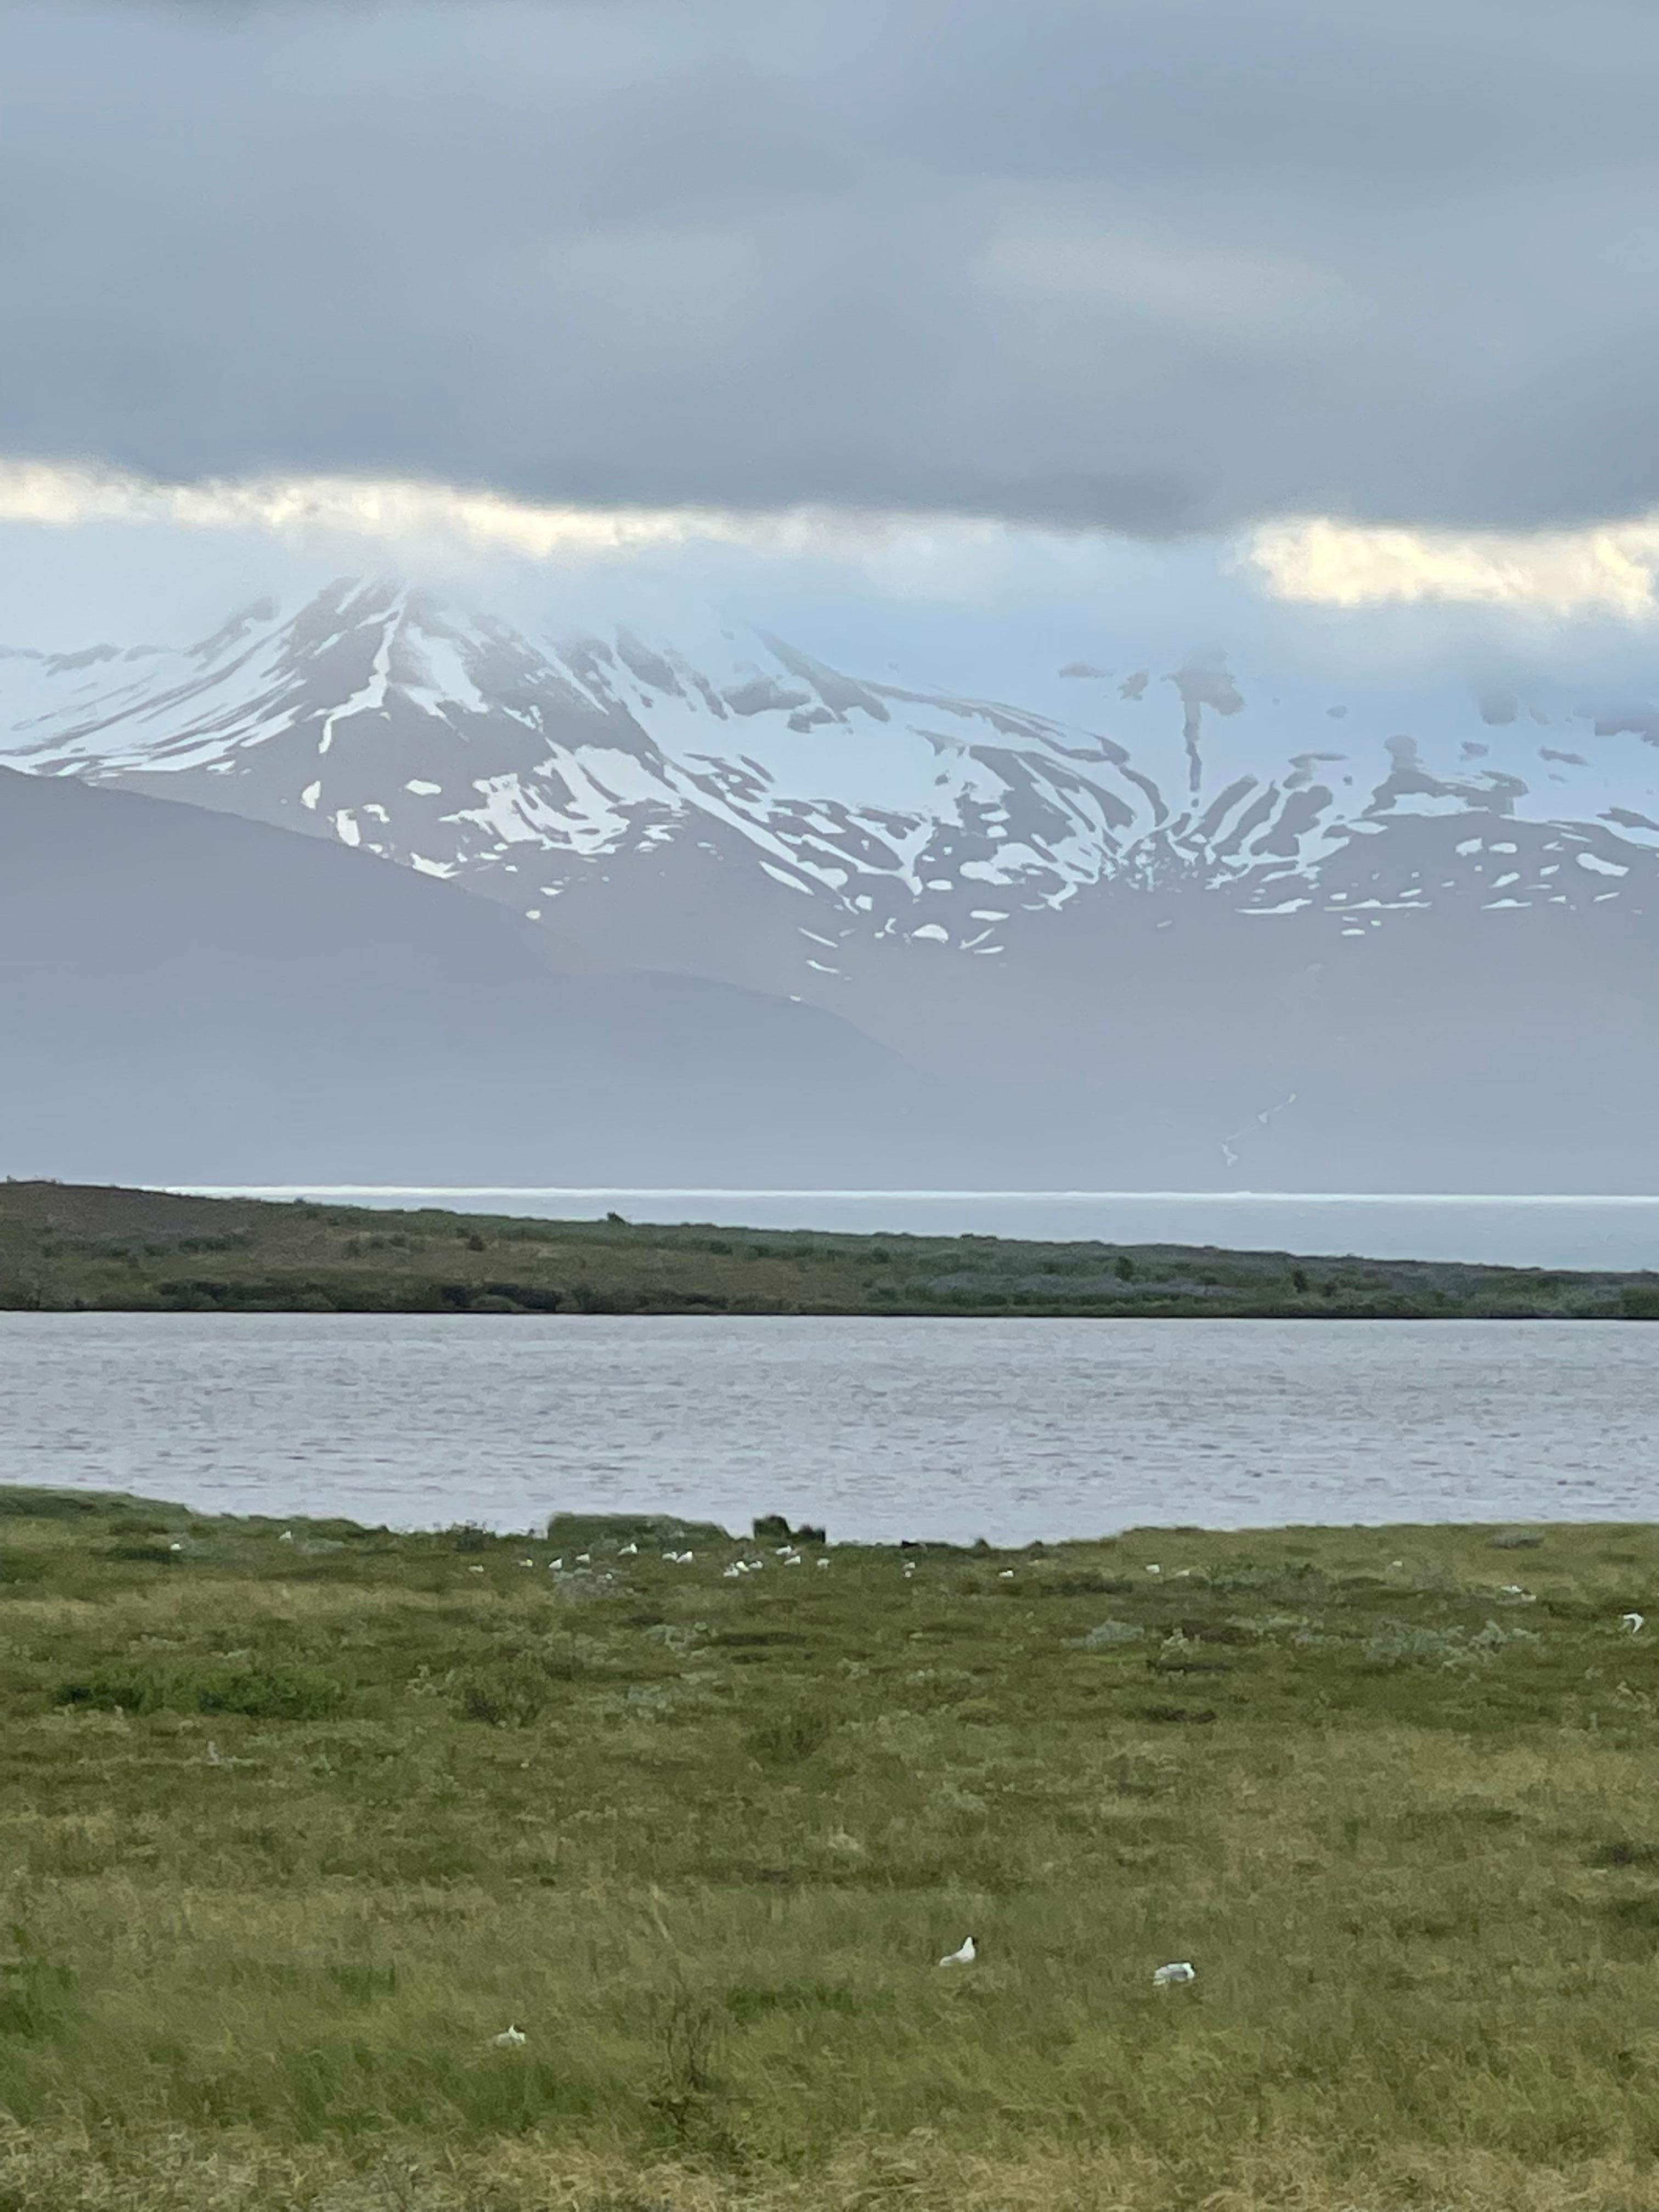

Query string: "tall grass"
[[2, 1493, 1659, 2206]]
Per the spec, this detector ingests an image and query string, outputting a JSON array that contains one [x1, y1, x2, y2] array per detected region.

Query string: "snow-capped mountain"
[[3, 578, 1657, 1096]]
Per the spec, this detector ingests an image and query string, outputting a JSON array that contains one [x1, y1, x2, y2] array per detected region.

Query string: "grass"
[[5, 1177, 1659, 1318], [2, 1493, 1659, 2206]]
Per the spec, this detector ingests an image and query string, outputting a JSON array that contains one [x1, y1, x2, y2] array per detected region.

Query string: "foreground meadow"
[[2, 1493, 1659, 2210]]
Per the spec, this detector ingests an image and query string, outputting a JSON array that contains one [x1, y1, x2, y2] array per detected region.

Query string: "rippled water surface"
[[3, 1315, 1656, 1541]]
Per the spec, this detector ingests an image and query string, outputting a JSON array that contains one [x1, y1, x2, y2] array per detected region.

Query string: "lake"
[[3, 1313, 1656, 1542]]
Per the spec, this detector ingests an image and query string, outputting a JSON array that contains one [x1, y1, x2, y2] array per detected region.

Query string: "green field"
[[4, 1178, 1658, 1317], [3, 1490, 1659, 2209]]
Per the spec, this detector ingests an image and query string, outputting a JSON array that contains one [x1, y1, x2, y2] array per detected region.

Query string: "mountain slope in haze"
[[0, 765, 1036, 1188], [9, 764, 1652, 1190]]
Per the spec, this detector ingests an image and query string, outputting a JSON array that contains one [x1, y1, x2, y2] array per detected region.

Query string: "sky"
[[3, 0, 1659, 689]]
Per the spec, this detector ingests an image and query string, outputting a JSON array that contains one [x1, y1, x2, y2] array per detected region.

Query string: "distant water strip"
[[174, 1189, 1659, 1271]]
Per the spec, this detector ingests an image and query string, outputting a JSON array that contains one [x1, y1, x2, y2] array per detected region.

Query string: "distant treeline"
[[2, 1178, 1656, 1319]]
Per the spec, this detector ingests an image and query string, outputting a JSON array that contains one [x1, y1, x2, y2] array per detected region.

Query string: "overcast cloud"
[[2, 0, 1657, 537]]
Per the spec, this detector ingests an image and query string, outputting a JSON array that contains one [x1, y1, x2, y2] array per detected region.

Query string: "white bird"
[[278, 1530, 295, 1544], [1145, 1564, 1161, 1576], [468, 1564, 484, 1574], [619, 1542, 637, 1556], [548, 1558, 563, 1570], [205, 1740, 222, 1766], [938, 1935, 977, 1966], [775, 1545, 793, 1557], [1623, 1612, 1646, 1634], [678, 1550, 695, 1564], [492, 2024, 527, 2047], [784, 1553, 803, 1567], [168, 1542, 183, 1554], [576, 1553, 591, 1565], [517, 1558, 534, 1569], [816, 1558, 831, 1570], [998, 1570, 1014, 1580], [1152, 1961, 1196, 1986]]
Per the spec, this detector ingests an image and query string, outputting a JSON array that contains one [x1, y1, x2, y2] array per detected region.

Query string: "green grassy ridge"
[[5, 1487, 1659, 2208], [4, 1176, 1657, 1316]]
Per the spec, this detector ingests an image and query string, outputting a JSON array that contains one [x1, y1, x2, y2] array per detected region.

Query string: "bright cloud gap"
[[1246, 516, 1659, 620], [0, 459, 1001, 569], [4, 458, 1659, 622]]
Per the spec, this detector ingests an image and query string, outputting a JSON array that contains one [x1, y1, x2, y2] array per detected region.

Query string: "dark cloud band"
[[1, 0, 1653, 534]]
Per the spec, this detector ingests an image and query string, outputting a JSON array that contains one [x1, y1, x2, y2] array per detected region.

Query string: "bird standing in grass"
[[493, 2024, 527, 2047], [1623, 1612, 1645, 1634], [1153, 1961, 1195, 1986], [939, 1935, 977, 1966]]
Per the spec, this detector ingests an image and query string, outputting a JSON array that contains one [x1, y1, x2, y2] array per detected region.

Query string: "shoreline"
[[12, 1485, 1659, 1544]]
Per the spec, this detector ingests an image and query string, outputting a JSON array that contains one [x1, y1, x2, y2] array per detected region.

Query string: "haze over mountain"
[[2, 579, 1656, 1190], [0, 765, 1018, 1189]]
